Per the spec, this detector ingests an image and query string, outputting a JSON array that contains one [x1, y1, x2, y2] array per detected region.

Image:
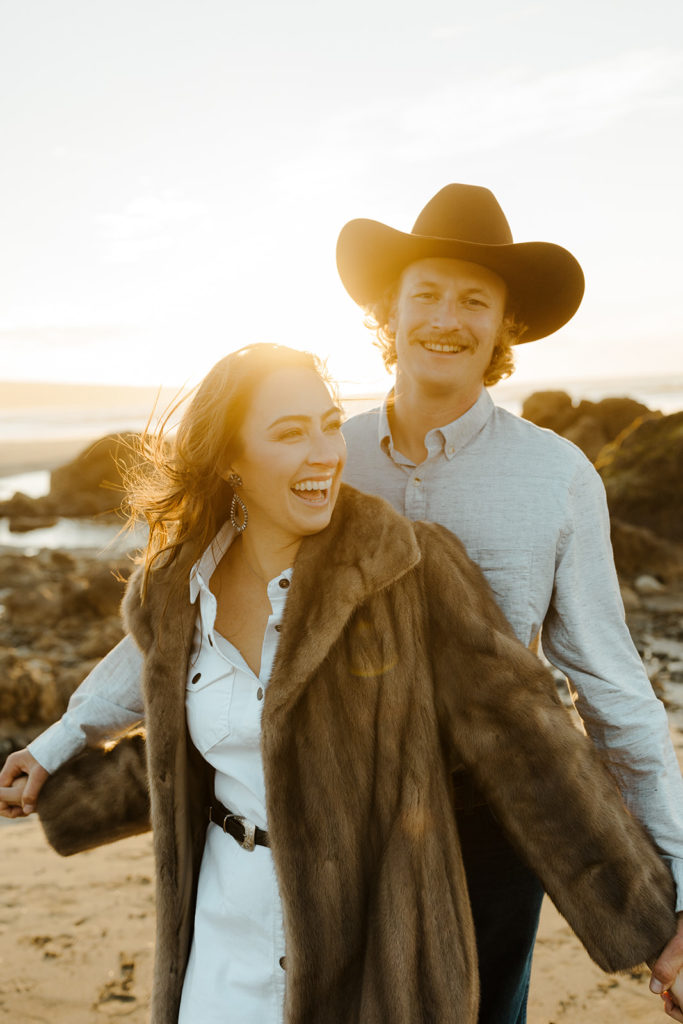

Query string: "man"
[[337, 183, 683, 1023]]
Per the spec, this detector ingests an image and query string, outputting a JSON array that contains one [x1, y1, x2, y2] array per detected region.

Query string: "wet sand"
[[1, 799, 679, 1023]]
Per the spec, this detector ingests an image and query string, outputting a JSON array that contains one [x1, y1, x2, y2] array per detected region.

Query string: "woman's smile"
[[291, 476, 334, 504]]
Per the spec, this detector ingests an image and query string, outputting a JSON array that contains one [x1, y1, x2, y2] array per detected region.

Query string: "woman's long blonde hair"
[[125, 343, 327, 595]]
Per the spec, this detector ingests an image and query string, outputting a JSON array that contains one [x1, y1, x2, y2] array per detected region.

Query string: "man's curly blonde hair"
[[363, 280, 527, 387]]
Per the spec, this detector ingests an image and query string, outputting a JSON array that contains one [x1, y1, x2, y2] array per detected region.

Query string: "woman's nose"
[[308, 433, 341, 466]]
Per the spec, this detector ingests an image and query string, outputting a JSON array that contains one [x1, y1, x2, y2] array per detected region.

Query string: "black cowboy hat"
[[336, 183, 585, 342]]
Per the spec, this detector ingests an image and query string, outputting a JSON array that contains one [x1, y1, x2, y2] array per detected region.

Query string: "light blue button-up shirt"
[[342, 388, 683, 908]]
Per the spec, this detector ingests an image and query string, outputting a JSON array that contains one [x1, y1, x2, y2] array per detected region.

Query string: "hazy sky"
[[1, 0, 682, 391]]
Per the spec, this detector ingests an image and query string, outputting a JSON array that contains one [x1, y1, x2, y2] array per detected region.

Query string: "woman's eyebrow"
[[267, 407, 339, 429]]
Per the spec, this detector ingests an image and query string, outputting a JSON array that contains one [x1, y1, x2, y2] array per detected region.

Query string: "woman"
[[0, 343, 680, 1023]]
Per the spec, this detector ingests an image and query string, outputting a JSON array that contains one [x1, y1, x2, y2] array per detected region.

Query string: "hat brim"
[[336, 219, 585, 343]]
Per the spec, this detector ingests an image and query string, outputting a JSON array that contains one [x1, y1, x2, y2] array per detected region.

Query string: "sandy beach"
[[1, 802, 680, 1023], [4, 669, 683, 1024]]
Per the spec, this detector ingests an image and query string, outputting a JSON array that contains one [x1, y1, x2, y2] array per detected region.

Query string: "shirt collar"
[[439, 389, 494, 459], [378, 387, 495, 463], [188, 520, 236, 604]]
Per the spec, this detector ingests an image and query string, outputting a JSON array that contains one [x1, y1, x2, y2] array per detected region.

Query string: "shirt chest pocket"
[[468, 546, 533, 646], [185, 663, 236, 754]]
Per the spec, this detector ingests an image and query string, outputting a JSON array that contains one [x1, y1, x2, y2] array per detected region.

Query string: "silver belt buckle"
[[226, 813, 256, 852]]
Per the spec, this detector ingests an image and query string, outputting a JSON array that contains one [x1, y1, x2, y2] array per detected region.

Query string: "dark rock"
[[48, 432, 140, 518], [0, 652, 57, 726], [574, 397, 652, 440], [5, 583, 67, 629], [76, 620, 125, 660], [8, 515, 59, 533], [0, 491, 56, 520], [522, 392, 656, 462], [562, 415, 609, 461], [598, 412, 683, 543], [610, 519, 683, 582], [84, 565, 130, 618], [521, 391, 577, 433], [0, 549, 129, 737]]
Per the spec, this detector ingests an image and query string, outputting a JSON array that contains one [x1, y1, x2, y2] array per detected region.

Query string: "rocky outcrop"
[[0, 432, 140, 529], [521, 391, 654, 461], [0, 548, 132, 743], [610, 519, 683, 582], [48, 432, 139, 517], [597, 412, 683, 544]]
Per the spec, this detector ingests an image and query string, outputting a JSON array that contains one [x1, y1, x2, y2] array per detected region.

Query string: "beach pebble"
[[634, 574, 666, 595]]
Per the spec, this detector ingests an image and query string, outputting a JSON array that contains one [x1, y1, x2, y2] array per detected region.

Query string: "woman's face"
[[227, 366, 346, 545]]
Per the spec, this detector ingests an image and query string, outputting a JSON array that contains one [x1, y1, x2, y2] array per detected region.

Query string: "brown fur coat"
[[39, 484, 676, 1023]]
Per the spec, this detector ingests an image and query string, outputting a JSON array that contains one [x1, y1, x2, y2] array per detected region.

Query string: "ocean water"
[[0, 516, 146, 557]]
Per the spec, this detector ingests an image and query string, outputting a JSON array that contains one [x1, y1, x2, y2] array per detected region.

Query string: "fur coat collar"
[[39, 484, 676, 1023]]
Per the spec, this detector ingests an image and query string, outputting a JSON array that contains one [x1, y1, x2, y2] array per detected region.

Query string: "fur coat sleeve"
[[414, 520, 677, 973], [38, 731, 150, 855]]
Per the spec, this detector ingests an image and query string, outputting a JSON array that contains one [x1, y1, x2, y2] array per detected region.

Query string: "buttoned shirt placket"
[[180, 521, 291, 1023]]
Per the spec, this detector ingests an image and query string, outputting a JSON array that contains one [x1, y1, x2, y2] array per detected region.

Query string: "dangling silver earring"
[[227, 473, 248, 533]]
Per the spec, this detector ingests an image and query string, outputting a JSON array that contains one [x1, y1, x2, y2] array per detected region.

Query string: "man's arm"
[[540, 461, 683, 905], [539, 460, 683, 1007]]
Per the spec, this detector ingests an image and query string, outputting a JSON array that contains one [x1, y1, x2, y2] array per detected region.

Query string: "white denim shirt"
[[342, 387, 683, 910], [30, 522, 290, 1023]]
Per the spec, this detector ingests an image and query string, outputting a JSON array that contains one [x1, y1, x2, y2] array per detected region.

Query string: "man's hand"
[[0, 748, 49, 817], [651, 914, 683, 1020]]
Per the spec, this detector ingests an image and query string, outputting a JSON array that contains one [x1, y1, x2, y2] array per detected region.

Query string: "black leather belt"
[[208, 799, 270, 851]]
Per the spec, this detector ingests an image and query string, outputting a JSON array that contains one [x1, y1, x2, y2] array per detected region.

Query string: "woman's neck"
[[235, 523, 300, 584]]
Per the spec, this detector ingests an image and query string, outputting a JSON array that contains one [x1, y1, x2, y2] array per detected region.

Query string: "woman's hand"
[[0, 749, 49, 817]]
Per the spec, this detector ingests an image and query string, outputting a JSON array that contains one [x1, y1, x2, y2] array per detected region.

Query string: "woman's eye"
[[278, 428, 303, 440]]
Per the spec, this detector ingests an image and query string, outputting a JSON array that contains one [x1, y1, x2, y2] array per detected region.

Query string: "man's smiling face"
[[390, 257, 507, 401]]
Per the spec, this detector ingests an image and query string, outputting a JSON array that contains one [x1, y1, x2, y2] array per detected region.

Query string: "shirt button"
[[413, 477, 421, 486], [191, 672, 201, 684], [279, 578, 290, 589], [275, 624, 282, 632], [447, 445, 455, 455], [256, 687, 264, 700], [208, 635, 214, 647], [279, 956, 286, 970]]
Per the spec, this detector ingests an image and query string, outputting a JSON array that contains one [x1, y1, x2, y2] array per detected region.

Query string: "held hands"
[[663, 974, 683, 1023], [0, 748, 49, 817], [651, 915, 683, 1021]]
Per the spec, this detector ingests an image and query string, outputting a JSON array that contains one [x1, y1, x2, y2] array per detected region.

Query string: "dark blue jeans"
[[456, 798, 544, 1024]]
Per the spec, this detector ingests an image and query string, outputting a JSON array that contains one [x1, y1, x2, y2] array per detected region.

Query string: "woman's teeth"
[[292, 480, 330, 492], [291, 479, 332, 502]]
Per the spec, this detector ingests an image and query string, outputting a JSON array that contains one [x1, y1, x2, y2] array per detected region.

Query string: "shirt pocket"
[[185, 664, 236, 754], [467, 546, 533, 645]]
